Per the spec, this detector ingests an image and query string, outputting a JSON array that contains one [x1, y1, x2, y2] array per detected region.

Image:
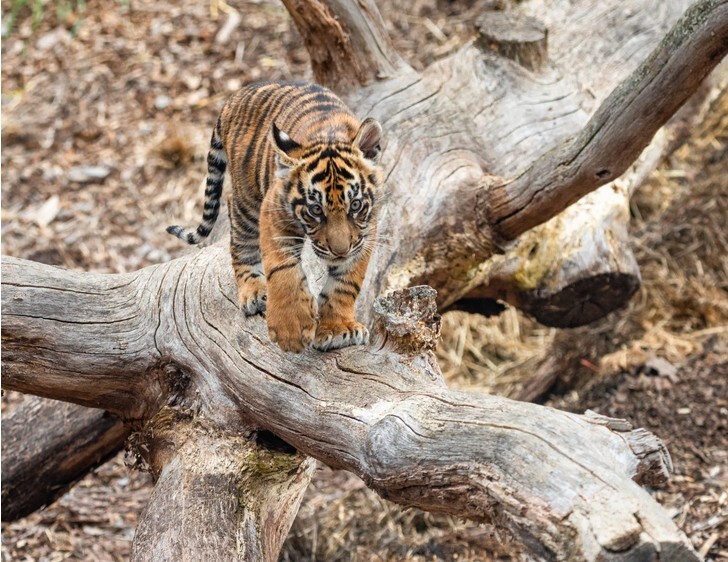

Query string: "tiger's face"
[[271, 119, 383, 263]]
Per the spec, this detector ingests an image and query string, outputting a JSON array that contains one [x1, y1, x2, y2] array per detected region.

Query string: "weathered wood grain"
[[486, 0, 728, 240], [1, 252, 697, 560], [475, 12, 548, 71], [129, 409, 315, 562], [281, 0, 408, 92], [2, 0, 724, 559]]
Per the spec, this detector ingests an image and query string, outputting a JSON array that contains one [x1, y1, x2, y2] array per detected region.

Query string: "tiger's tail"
[[167, 119, 226, 245]]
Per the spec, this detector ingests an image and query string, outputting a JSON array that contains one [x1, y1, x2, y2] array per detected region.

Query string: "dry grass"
[[2, 0, 727, 560], [283, 468, 519, 562], [436, 309, 554, 398], [537, 90, 728, 393]]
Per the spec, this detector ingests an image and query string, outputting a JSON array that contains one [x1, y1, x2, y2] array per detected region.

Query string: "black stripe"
[[301, 145, 326, 160], [260, 143, 272, 194], [243, 87, 290, 172], [232, 220, 258, 236], [320, 147, 343, 159], [311, 170, 328, 185], [340, 279, 361, 293], [235, 198, 260, 227], [196, 223, 212, 236], [334, 288, 358, 299], [306, 156, 325, 172], [292, 103, 346, 126], [211, 133, 223, 150], [232, 85, 274, 171], [207, 152, 226, 170], [266, 262, 296, 280], [206, 180, 223, 191], [235, 255, 261, 266], [335, 165, 354, 181]]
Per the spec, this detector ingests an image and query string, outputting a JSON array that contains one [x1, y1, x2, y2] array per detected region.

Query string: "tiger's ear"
[[270, 122, 301, 176], [354, 118, 383, 163]]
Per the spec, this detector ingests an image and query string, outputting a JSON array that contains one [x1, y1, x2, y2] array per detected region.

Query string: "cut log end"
[[373, 286, 442, 353], [523, 271, 641, 328], [475, 12, 548, 71]]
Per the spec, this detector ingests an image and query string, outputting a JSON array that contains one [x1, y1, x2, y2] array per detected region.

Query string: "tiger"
[[167, 81, 384, 353]]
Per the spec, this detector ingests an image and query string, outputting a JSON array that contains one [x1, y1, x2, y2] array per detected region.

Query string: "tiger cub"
[[167, 81, 383, 353]]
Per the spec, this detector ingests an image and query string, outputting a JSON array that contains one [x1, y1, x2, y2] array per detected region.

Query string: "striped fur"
[[167, 81, 383, 352]]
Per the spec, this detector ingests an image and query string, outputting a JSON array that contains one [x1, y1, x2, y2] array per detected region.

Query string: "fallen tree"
[[2, 0, 727, 559]]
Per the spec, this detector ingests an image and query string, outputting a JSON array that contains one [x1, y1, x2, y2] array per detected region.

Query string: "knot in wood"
[[373, 286, 441, 353]]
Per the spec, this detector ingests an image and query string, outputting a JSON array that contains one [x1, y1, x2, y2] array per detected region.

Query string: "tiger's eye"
[[350, 199, 362, 213], [310, 204, 324, 216]]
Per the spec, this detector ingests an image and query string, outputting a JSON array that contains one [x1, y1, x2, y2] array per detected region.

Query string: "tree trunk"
[[3, 0, 727, 559], [129, 409, 315, 562]]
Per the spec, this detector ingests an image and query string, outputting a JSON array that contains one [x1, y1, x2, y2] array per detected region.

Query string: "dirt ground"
[[1, 0, 726, 561]]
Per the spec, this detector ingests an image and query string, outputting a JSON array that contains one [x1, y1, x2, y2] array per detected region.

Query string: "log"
[[130, 408, 315, 562], [3, 0, 727, 559], [1, 396, 129, 521], [281, 0, 409, 92], [0, 252, 698, 560], [484, 0, 728, 240], [343, 0, 728, 315], [461, 130, 669, 327]]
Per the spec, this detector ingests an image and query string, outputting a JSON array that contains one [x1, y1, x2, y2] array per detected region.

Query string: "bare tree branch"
[[485, 0, 728, 241], [1, 252, 697, 560], [281, 0, 409, 92]]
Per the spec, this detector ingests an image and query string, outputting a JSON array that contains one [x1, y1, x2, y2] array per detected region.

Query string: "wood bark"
[[484, 0, 728, 240], [0, 252, 697, 560], [281, 0, 409, 92], [2, 0, 727, 559], [1, 396, 128, 520], [462, 129, 669, 327]]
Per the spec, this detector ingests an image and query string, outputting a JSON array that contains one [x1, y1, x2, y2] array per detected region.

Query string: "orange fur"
[[167, 81, 383, 352]]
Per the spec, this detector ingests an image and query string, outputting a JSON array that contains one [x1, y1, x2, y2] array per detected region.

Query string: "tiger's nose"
[[329, 239, 350, 257]]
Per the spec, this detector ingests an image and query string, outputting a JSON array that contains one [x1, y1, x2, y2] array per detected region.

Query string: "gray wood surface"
[[3, 0, 725, 559], [1, 253, 696, 560]]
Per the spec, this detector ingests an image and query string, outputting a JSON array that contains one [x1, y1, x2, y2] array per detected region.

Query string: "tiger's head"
[[270, 118, 383, 263]]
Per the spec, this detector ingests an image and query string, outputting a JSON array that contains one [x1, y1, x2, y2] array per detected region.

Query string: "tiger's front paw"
[[238, 276, 267, 316], [267, 295, 317, 353], [312, 320, 369, 351]]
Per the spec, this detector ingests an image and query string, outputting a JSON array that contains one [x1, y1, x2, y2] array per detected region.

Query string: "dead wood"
[[475, 12, 548, 71], [340, 0, 728, 322], [1, 252, 698, 560], [1, 396, 128, 521], [130, 409, 314, 562], [2, 0, 726, 559], [281, 0, 408, 92], [485, 0, 728, 240]]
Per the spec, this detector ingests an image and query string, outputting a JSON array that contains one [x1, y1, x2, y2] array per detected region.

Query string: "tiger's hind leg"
[[230, 197, 267, 315]]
